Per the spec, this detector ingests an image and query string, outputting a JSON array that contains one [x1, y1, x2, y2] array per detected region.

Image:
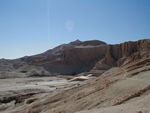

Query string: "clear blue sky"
[[0, 0, 150, 59]]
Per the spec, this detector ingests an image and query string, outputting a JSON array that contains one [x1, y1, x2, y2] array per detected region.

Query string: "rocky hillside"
[[4, 51, 150, 113], [0, 39, 150, 78], [0, 39, 150, 113]]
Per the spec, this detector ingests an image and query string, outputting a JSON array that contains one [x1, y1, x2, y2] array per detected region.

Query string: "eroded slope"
[[3, 57, 150, 113]]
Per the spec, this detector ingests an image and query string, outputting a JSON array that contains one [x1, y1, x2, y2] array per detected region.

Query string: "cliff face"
[[0, 39, 150, 77], [93, 39, 150, 70], [25, 40, 108, 75]]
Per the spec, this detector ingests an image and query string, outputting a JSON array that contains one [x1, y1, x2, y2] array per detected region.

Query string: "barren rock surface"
[[1, 39, 150, 77], [0, 39, 150, 113], [0, 77, 80, 113], [0, 57, 149, 113]]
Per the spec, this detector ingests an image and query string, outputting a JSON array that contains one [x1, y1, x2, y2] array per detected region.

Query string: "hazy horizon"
[[0, 0, 150, 59]]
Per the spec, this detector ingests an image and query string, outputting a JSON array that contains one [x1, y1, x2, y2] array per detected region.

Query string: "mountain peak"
[[69, 39, 82, 46]]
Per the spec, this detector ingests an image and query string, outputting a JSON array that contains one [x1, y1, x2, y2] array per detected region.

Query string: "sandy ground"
[[0, 77, 68, 92], [0, 77, 79, 113], [0, 58, 150, 113]]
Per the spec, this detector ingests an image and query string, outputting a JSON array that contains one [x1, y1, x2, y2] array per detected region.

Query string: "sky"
[[0, 0, 150, 59]]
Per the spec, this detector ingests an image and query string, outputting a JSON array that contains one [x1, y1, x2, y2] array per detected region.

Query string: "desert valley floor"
[[0, 57, 150, 113]]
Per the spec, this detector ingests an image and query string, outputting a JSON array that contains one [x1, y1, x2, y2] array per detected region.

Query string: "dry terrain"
[[0, 57, 150, 113], [0, 39, 150, 113], [0, 77, 80, 113]]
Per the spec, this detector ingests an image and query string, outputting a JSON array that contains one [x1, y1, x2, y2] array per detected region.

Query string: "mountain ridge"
[[0, 39, 150, 78]]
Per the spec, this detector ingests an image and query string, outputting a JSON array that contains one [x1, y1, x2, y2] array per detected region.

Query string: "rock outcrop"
[[93, 39, 150, 70]]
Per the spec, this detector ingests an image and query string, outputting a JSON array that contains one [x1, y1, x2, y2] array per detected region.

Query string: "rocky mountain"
[[0, 39, 150, 78], [4, 47, 150, 113], [1, 39, 150, 113]]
